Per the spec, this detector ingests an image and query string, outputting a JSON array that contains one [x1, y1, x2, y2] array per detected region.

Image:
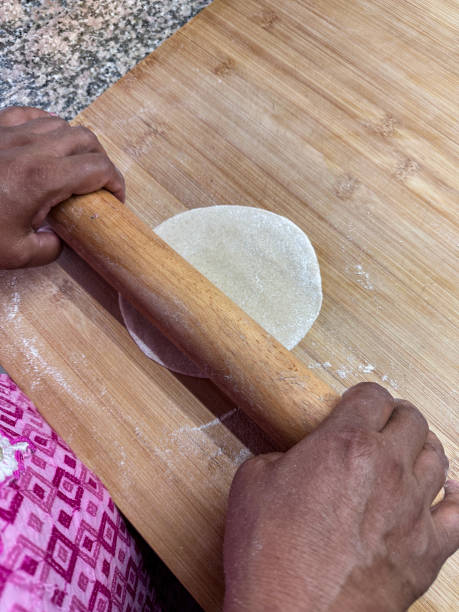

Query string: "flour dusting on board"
[[4, 276, 20, 322], [1, 270, 255, 479], [166, 407, 251, 467], [305, 355, 400, 392], [359, 363, 375, 374], [235, 447, 252, 465], [0, 271, 87, 404], [382, 374, 399, 390], [18, 334, 86, 402], [308, 361, 331, 369], [3, 274, 20, 322], [7, 291, 21, 322], [346, 264, 374, 290], [149, 407, 254, 492], [171, 408, 238, 437]]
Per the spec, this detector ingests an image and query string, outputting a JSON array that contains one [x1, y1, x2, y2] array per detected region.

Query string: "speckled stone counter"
[[0, 0, 212, 119]]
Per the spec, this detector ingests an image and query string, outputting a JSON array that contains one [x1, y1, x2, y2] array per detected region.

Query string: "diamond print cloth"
[[0, 374, 161, 611]]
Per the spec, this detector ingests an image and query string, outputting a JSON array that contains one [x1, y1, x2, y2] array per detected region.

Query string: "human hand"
[[0, 106, 125, 269], [224, 383, 458, 611]]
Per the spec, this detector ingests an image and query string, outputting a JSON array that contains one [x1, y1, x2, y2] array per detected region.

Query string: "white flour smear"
[[346, 264, 374, 290], [0, 272, 87, 404]]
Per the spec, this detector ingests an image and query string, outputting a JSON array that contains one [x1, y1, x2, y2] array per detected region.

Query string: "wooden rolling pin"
[[49, 190, 338, 450]]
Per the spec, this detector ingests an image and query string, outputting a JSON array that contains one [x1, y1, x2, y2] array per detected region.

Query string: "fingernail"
[[37, 224, 55, 234], [49, 112, 59, 117]]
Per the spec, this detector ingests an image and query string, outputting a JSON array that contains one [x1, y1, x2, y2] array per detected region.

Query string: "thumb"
[[23, 227, 62, 267], [432, 479, 459, 561]]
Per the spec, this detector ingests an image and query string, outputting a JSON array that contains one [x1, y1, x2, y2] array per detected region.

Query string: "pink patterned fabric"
[[0, 374, 161, 611]]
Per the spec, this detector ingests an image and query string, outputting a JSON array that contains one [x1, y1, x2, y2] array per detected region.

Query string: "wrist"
[[223, 553, 334, 612], [224, 552, 407, 612]]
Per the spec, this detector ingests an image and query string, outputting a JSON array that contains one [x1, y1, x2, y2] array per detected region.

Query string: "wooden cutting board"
[[1, 0, 457, 609]]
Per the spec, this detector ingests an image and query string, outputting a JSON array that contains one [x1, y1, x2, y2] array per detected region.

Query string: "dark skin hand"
[[2, 107, 457, 611], [0, 105, 124, 269], [224, 383, 459, 611]]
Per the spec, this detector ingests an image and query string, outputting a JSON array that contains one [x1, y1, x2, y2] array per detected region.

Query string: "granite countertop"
[[0, 0, 212, 119]]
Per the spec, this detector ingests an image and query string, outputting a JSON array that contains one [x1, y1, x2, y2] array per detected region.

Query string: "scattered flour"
[[336, 365, 352, 379], [1, 272, 88, 404], [234, 447, 252, 466], [381, 374, 399, 390], [359, 363, 375, 373], [168, 408, 238, 444], [195, 408, 238, 432], [18, 335, 86, 403], [6, 292, 20, 322], [349, 264, 374, 290], [149, 406, 254, 484], [3, 275, 20, 322], [314, 359, 400, 391], [308, 361, 331, 369], [112, 440, 127, 467]]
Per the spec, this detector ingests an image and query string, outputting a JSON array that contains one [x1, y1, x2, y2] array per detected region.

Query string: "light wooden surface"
[[0, 0, 457, 609]]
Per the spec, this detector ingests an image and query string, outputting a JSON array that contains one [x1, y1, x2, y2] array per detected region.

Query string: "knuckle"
[[425, 436, 449, 469], [406, 533, 444, 597], [39, 117, 68, 136], [404, 402, 428, 431], [78, 155, 101, 178], [439, 503, 459, 535], [391, 401, 429, 439], [102, 154, 114, 170], [82, 154, 113, 183], [50, 117, 69, 130], [91, 152, 111, 171], [440, 450, 449, 471], [426, 430, 444, 451], [396, 399, 422, 413], [343, 381, 392, 402], [73, 125, 99, 146], [0, 106, 28, 123], [100, 155, 116, 177]]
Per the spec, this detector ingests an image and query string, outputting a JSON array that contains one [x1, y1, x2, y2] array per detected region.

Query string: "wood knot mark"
[[259, 9, 279, 30], [394, 158, 420, 182], [214, 58, 235, 77], [127, 126, 167, 158], [151, 123, 167, 139], [364, 113, 399, 137], [334, 174, 359, 200]]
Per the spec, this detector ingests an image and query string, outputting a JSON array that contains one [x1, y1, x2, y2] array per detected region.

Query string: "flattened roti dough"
[[119, 206, 322, 377]]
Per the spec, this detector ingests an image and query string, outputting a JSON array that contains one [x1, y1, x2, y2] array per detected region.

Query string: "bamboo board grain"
[[0, 0, 458, 609]]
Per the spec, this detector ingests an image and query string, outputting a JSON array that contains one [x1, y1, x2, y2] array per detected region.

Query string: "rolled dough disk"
[[119, 205, 322, 377]]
